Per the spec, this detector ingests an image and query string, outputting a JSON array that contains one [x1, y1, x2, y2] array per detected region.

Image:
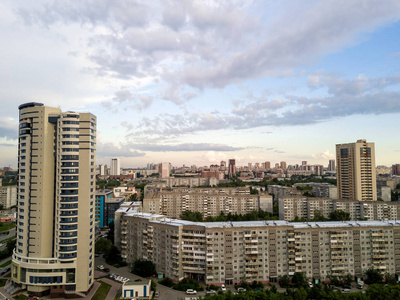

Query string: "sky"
[[0, 0, 400, 169]]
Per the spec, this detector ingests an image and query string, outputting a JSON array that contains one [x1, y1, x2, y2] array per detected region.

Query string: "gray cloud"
[[122, 73, 400, 137], [130, 143, 244, 152]]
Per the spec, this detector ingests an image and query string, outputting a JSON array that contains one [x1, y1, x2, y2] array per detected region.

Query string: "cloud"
[[15, 0, 400, 104], [96, 141, 145, 158], [0, 118, 18, 139], [312, 150, 335, 160], [130, 143, 244, 152], [122, 73, 400, 137]]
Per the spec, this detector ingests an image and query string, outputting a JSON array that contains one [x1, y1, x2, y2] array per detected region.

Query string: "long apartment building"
[[279, 196, 400, 221], [11, 103, 96, 297], [115, 209, 400, 284], [142, 187, 273, 218]]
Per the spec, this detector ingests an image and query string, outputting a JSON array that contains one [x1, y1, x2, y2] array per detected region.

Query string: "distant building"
[[328, 159, 335, 172], [142, 187, 272, 218], [393, 164, 400, 176], [265, 161, 271, 170], [0, 185, 17, 209], [160, 162, 171, 178], [105, 196, 125, 226], [110, 158, 120, 176], [336, 139, 377, 201], [228, 159, 236, 178], [280, 161, 287, 170]]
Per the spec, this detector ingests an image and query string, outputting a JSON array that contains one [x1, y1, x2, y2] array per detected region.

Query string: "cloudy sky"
[[1, 0, 400, 169]]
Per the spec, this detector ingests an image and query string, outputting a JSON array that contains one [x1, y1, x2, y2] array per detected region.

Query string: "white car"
[[221, 285, 226, 292], [237, 287, 246, 293], [186, 289, 197, 295], [308, 282, 313, 288], [97, 265, 104, 270]]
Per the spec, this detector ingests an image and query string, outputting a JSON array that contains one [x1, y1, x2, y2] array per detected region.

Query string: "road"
[[0, 228, 15, 242], [95, 256, 212, 300]]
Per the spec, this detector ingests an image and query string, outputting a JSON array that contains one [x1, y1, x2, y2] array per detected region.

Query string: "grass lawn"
[[14, 294, 28, 300], [0, 278, 7, 287], [0, 223, 15, 232], [92, 281, 112, 300], [0, 259, 11, 268]]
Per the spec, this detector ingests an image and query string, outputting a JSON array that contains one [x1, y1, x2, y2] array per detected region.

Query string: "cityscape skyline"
[[0, 1, 400, 168]]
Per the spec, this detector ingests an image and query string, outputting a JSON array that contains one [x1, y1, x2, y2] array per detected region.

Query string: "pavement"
[[0, 229, 15, 243]]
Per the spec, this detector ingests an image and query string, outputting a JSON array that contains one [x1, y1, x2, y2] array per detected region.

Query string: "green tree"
[[366, 268, 383, 284], [291, 272, 307, 288], [329, 210, 351, 221], [343, 273, 353, 286], [95, 238, 112, 255], [105, 245, 124, 266], [129, 193, 138, 201], [151, 279, 157, 292], [131, 259, 157, 278], [279, 275, 290, 288], [107, 220, 115, 244], [180, 211, 203, 222]]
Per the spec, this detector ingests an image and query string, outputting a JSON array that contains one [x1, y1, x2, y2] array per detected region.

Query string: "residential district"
[[1, 103, 400, 299]]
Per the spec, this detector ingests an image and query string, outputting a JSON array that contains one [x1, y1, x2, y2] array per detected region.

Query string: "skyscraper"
[[110, 158, 120, 175], [12, 103, 96, 297], [336, 139, 376, 201]]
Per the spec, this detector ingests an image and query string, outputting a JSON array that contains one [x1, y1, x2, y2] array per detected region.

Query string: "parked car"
[[237, 287, 246, 293], [104, 268, 110, 272], [186, 289, 197, 295], [135, 279, 142, 282], [97, 265, 104, 270], [342, 288, 351, 293], [221, 284, 226, 292], [155, 291, 160, 298], [308, 281, 313, 288], [206, 290, 217, 295], [357, 281, 364, 289]]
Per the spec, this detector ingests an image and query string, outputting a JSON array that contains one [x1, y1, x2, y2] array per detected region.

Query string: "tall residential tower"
[[336, 139, 376, 201], [11, 103, 96, 297]]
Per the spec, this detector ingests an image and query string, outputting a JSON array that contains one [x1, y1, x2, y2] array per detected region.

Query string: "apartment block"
[[115, 210, 400, 284], [312, 183, 338, 199], [11, 103, 96, 297], [142, 187, 271, 218], [278, 197, 400, 221]]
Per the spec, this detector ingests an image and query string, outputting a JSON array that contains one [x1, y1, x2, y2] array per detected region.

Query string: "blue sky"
[[0, 0, 399, 168]]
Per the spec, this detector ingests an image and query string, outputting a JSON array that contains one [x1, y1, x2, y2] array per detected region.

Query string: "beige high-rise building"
[[336, 139, 377, 201], [11, 103, 96, 297]]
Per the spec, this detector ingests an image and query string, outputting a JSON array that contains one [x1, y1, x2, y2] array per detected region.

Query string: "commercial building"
[[336, 139, 377, 201], [328, 159, 335, 172], [11, 103, 96, 297], [0, 185, 17, 209], [143, 187, 272, 218], [115, 210, 400, 285]]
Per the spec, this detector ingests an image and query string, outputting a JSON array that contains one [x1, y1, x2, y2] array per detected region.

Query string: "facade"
[[393, 164, 400, 176], [336, 139, 377, 201], [11, 103, 96, 297], [115, 211, 400, 284], [95, 190, 113, 227], [278, 196, 400, 221], [110, 158, 120, 176], [0, 185, 17, 209], [142, 187, 270, 218]]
